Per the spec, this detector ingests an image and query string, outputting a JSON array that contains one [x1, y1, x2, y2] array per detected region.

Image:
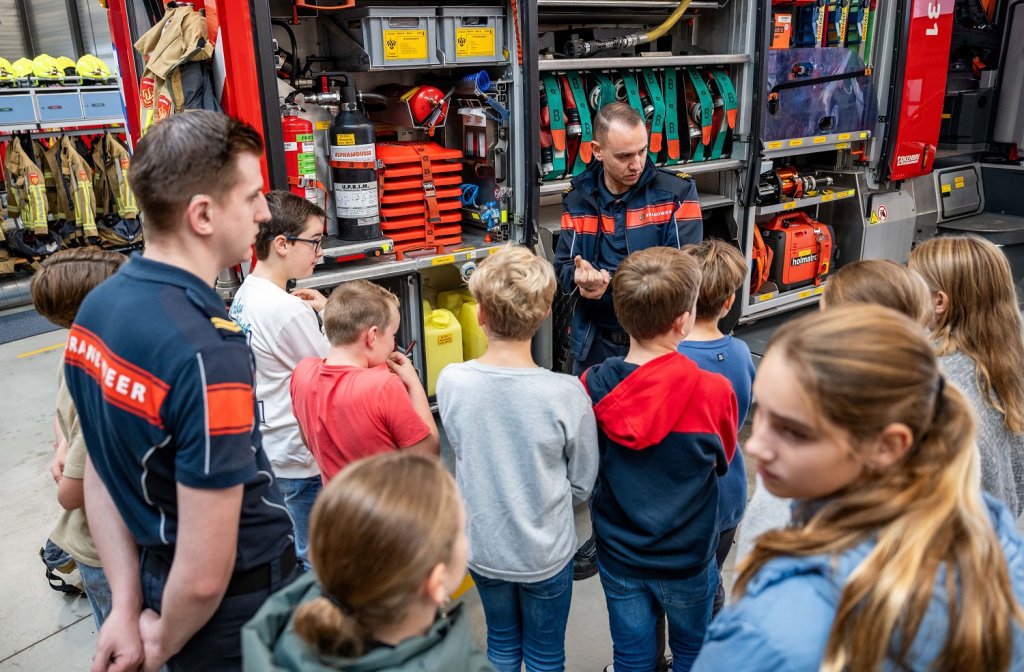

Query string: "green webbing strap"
[[642, 69, 666, 162], [593, 73, 618, 109], [686, 68, 714, 162], [567, 71, 593, 176], [542, 74, 566, 180], [710, 69, 738, 160], [664, 68, 681, 165], [862, 0, 875, 62], [621, 72, 646, 129]]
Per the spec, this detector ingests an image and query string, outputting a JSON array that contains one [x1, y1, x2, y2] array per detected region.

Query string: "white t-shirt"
[[230, 275, 330, 478]]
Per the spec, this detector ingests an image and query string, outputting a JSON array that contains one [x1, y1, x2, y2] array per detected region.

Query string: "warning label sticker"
[[335, 182, 378, 219], [455, 27, 496, 57], [383, 29, 428, 61]]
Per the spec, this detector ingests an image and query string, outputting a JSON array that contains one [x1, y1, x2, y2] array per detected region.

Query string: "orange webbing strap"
[[751, 226, 774, 293], [813, 226, 833, 286], [413, 145, 439, 243]]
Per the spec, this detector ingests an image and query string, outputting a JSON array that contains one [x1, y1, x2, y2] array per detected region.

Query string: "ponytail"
[[293, 595, 366, 658]]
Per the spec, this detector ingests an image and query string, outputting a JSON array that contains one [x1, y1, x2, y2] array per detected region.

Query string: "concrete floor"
[[0, 322, 746, 672]]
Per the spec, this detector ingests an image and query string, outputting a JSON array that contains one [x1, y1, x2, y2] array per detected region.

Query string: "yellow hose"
[[645, 0, 693, 43]]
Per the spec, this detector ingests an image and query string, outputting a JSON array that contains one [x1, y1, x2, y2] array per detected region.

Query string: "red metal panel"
[[206, 0, 270, 188], [106, 0, 142, 144], [887, 0, 956, 181]]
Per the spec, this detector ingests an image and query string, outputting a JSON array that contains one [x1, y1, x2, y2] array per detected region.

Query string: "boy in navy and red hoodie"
[[583, 246, 737, 672]]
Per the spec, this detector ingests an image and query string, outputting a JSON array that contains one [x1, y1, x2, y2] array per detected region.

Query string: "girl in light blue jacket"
[[693, 305, 1024, 672]]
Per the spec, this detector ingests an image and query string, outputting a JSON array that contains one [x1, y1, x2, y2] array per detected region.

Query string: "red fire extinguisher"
[[282, 106, 319, 205]]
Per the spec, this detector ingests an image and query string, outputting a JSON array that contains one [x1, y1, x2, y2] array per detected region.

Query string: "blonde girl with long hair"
[[910, 235, 1024, 519], [242, 452, 494, 672], [736, 259, 934, 562], [692, 305, 1024, 672]]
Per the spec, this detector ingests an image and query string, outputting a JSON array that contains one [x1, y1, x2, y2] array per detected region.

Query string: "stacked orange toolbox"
[[377, 142, 464, 259]]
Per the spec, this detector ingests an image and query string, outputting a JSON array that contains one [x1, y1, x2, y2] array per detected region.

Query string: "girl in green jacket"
[[243, 452, 494, 672]]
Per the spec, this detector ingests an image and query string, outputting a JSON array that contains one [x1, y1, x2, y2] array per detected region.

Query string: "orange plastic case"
[[376, 141, 464, 259]]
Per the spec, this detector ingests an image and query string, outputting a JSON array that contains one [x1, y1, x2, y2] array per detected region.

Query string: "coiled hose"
[[563, 0, 693, 58]]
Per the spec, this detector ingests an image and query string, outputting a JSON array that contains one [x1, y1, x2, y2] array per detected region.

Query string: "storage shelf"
[[700, 193, 735, 210], [295, 230, 503, 289], [537, 158, 745, 196], [754, 188, 856, 216], [761, 131, 871, 158], [746, 283, 825, 314], [320, 235, 396, 260], [538, 54, 752, 72], [0, 85, 124, 132]]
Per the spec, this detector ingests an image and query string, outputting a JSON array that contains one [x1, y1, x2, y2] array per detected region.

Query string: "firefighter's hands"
[[138, 608, 170, 672], [574, 256, 610, 300], [291, 288, 328, 314], [387, 351, 421, 390], [91, 606, 144, 672]]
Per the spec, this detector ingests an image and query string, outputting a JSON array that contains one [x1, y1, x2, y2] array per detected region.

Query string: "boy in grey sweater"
[[438, 245, 599, 672]]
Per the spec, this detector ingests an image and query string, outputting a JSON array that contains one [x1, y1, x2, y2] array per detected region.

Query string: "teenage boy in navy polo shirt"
[[65, 111, 297, 672]]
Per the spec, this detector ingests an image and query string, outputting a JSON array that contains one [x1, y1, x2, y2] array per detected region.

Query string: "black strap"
[[45, 568, 84, 596], [142, 544, 297, 597], [768, 66, 873, 114]]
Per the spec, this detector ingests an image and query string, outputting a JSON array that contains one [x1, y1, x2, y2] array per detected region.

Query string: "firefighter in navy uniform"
[[64, 111, 297, 672], [554, 101, 703, 376]]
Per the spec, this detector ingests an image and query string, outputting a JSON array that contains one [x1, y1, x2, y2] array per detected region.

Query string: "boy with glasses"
[[229, 190, 330, 571]]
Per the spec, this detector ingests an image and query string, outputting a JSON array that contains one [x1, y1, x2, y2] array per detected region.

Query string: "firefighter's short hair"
[[685, 239, 748, 321], [613, 246, 701, 341], [31, 248, 126, 328], [322, 280, 400, 346], [254, 190, 327, 260], [128, 110, 263, 236], [469, 244, 555, 341], [593, 102, 644, 145]]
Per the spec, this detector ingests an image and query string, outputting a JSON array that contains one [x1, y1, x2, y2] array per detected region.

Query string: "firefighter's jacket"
[[4, 139, 49, 235], [135, 6, 218, 130]]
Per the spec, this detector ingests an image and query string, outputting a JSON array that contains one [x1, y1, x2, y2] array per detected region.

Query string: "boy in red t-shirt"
[[290, 280, 439, 482]]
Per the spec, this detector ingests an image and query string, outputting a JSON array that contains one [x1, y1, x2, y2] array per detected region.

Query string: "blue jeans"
[[598, 559, 717, 672], [78, 562, 111, 629], [140, 547, 300, 672], [470, 560, 574, 672], [276, 475, 322, 571]]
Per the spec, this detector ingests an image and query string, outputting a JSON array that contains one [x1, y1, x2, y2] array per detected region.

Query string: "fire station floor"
[[0, 316, 759, 672]]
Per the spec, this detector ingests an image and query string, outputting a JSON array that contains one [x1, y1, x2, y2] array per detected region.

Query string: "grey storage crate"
[[81, 90, 123, 120], [0, 94, 38, 126], [351, 6, 440, 69], [36, 92, 84, 123], [438, 6, 506, 66]]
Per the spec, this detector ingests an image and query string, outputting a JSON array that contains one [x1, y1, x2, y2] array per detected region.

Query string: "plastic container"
[[424, 309, 463, 396], [458, 299, 488, 360], [421, 277, 439, 308], [437, 6, 506, 65], [437, 288, 472, 313], [351, 7, 440, 69]]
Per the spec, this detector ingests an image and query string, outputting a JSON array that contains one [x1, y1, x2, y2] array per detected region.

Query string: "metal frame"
[[14, 0, 35, 56], [522, 0, 541, 247], [65, 0, 86, 58], [105, 0, 144, 143]]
